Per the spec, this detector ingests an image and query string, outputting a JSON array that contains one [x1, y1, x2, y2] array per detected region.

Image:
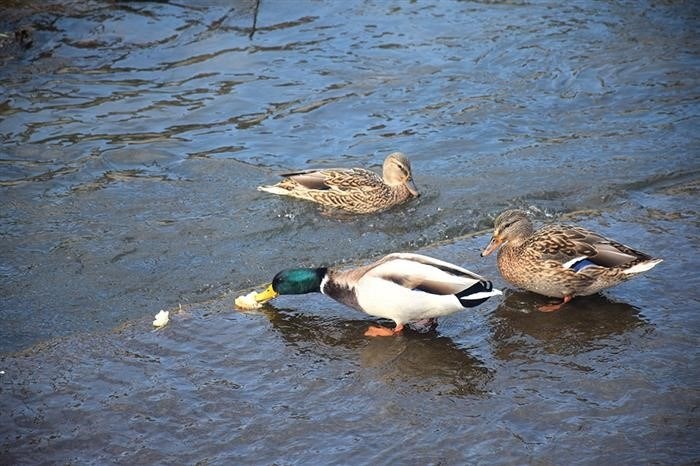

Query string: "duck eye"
[[500, 220, 516, 230]]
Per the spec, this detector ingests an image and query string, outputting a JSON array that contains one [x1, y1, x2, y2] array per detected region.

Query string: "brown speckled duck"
[[481, 209, 662, 312], [257, 152, 418, 214]]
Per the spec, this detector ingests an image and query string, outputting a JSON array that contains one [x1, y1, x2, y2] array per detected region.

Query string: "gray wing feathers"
[[283, 171, 332, 190], [586, 242, 640, 267], [361, 253, 485, 295], [380, 253, 487, 280]]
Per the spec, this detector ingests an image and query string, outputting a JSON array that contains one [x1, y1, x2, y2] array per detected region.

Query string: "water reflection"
[[259, 305, 492, 397], [489, 289, 651, 359], [360, 334, 492, 397]]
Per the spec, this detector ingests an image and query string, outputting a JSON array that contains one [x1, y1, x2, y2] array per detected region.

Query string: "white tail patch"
[[462, 289, 503, 300], [257, 185, 289, 195], [623, 258, 663, 275]]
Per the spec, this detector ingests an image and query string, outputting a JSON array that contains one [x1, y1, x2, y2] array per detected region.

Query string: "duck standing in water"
[[257, 152, 418, 214], [243, 253, 502, 336], [481, 209, 662, 311]]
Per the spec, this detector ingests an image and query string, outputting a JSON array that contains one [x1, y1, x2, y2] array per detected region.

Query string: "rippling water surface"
[[1, 0, 699, 463]]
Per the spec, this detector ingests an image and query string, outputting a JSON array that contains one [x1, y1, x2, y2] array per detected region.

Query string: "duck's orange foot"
[[537, 295, 572, 312], [364, 323, 404, 337], [538, 303, 564, 312]]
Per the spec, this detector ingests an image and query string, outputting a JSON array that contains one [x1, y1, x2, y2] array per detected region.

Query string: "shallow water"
[[1, 0, 699, 463]]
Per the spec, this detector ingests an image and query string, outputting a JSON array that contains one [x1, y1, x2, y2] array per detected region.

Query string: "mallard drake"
[[250, 252, 502, 336], [257, 152, 418, 214], [481, 209, 662, 311]]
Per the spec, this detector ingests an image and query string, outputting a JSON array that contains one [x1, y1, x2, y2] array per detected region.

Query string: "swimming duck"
[[251, 252, 502, 336], [481, 209, 662, 311], [257, 152, 418, 214]]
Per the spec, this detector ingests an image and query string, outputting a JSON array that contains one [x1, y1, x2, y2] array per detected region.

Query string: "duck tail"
[[623, 258, 663, 275], [257, 185, 289, 194], [456, 280, 503, 308]]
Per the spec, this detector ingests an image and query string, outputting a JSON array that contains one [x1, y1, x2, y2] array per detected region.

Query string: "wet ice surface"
[[0, 0, 699, 463], [3, 194, 699, 464], [1, 0, 698, 351]]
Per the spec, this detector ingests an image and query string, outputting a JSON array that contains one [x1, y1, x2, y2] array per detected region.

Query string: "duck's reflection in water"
[[488, 289, 651, 360], [258, 304, 493, 397]]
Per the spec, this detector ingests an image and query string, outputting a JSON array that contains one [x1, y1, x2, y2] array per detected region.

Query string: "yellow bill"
[[254, 284, 278, 303], [235, 284, 279, 310]]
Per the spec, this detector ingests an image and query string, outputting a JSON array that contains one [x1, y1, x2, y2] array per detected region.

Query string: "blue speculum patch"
[[570, 258, 596, 272]]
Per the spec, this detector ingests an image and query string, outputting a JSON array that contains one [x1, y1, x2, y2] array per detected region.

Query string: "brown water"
[[1, 0, 699, 463]]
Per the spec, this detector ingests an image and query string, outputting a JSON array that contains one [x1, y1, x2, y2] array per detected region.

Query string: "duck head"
[[254, 267, 328, 303], [481, 209, 533, 256], [382, 152, 419, 196]]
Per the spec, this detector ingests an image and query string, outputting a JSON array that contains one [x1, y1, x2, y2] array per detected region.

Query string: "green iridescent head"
[[254, 267, 327, 303]]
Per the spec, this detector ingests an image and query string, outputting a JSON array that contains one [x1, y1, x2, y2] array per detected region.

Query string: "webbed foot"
[[364, 323, 404, 337], [537, 295, 572, 312]]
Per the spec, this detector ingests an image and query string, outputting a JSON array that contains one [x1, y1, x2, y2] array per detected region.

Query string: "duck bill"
[[481, 236, 501, 257], [254, 284, 279, 303], [406, 178, 419, 196]]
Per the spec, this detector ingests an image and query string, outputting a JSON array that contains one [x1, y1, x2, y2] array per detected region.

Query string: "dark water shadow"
[[257, 305, 493, 397], [488, 289, 652, 360]]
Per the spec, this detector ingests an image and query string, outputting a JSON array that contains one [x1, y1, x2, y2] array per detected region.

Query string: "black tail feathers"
[[456, 280, 493, 308]]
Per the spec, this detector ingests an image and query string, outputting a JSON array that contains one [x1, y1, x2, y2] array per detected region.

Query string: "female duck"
[[250, 253, 501, 336], [257, 152, 418, 214], [481, 209, 662, 311]]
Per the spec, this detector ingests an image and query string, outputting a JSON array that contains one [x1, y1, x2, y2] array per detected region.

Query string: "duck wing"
[[358, 253, 494, 295], [281, 168, 382, 192], [532, 225, 651, 269]]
